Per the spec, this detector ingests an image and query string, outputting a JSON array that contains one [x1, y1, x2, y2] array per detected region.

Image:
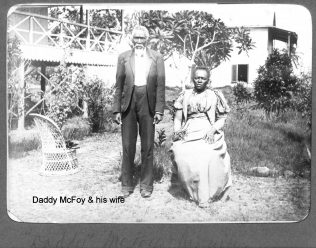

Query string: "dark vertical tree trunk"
[[40, 65, 46, 96], [40, 64, 46, 113], [80, 5, 83, 24]]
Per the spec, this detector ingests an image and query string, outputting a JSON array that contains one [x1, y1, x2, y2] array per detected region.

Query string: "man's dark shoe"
[[140, 190, 152, 198], [122, 191, 133, 198]]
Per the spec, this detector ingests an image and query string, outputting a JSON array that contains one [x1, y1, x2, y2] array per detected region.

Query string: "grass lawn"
[[7, 87, 311, 223]]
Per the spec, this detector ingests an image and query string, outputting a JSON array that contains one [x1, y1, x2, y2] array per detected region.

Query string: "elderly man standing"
[[112, 25, 165, 198]]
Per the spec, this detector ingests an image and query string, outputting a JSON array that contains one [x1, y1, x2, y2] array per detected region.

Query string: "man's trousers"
[[121, 85, 155, 193]]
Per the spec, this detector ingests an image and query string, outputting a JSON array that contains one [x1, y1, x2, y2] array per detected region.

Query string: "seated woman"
[[170, 66, 232, 208]]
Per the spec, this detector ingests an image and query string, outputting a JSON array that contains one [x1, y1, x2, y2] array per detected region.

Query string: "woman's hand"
[[172, 131, 181, 142], [172, 130, 186, 142], [204, 127, 217, 144]]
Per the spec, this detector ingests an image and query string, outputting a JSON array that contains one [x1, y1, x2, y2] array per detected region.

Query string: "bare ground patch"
[[7, 132, 310, 223]]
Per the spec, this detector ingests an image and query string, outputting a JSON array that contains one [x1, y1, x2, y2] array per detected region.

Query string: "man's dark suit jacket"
[[112, 48, 165, 116]]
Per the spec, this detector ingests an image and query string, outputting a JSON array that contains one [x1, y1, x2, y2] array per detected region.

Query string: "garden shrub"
[[253, 49, 299, 117], [83, 77, 117, 132], [232, 81, 252, 105], [61, 116, 91, 140]]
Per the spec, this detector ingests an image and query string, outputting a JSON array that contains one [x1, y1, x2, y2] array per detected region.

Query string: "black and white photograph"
[[7, 3, 312, 223]]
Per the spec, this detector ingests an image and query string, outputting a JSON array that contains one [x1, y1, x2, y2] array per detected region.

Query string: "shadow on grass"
[[167, 181, 190, 201]]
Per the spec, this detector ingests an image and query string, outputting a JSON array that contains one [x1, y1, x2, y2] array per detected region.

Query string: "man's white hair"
[[132, 25, 149, 39]]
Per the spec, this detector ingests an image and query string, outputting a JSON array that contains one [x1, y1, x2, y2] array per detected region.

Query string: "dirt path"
[[7, 132, 310, 223]]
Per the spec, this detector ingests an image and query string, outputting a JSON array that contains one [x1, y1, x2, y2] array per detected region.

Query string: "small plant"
[[153, 146, 173, 182], [61, 116, 91, 140], [232, 82, 252, 106], [154, 129, 167, 147], [166, 100, 176, 121], [83, 77, 115, 132]]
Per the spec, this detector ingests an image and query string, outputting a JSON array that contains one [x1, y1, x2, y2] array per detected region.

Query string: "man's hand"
[[153, 113, 163, 124], [113, 113, 122, 125]]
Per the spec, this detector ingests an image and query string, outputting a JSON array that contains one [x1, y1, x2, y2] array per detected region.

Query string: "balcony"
[[8, 10, 123, 66]]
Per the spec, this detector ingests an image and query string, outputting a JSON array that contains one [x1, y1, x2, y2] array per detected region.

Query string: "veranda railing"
[[8, 10, 123, 52]]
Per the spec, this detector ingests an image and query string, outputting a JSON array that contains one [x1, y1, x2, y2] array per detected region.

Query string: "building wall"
[[165, 53, 191, 88], [210, 28, 270, 87], [86, 65, 116, 87]]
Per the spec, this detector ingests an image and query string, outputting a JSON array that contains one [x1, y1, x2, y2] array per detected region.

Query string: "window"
[[232, 64, 249, 83]]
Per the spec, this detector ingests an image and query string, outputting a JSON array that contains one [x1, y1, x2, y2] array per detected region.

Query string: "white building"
[[165, 25, 297, 88], [211, 25, 297, 88]]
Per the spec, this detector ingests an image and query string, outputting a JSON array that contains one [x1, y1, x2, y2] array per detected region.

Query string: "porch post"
[[29, 16, 34, 44], [60, 22, 64, 47], [267, 29, 273, 55], [17, 61, 25, 130], [40, 64, 46, 112], [86, 9, 90, 51], [83, 101, 89, 118], [40, 65, 46, 96], [121, 10, 125, 33], [287, 32, 291, 56]]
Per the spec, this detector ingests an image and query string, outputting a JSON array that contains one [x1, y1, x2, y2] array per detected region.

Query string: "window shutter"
[[232, 64, 237, 82]]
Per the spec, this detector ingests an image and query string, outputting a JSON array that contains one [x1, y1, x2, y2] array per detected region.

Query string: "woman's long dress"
[[170, 89, 232, 206]]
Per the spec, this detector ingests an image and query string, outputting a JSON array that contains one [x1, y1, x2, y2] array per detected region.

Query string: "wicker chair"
[[30, 113, 80, 175]]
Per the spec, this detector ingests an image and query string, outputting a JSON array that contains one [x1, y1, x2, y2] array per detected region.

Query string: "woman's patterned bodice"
[[174, 89, 215, 115]]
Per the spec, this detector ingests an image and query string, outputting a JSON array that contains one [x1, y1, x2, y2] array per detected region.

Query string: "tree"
[[253, 49, 299, 117], [90, 9, 122, 32], [126, 10, 254, 63], [49, 7, 122, 34], [125, 10, 254, 89]]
